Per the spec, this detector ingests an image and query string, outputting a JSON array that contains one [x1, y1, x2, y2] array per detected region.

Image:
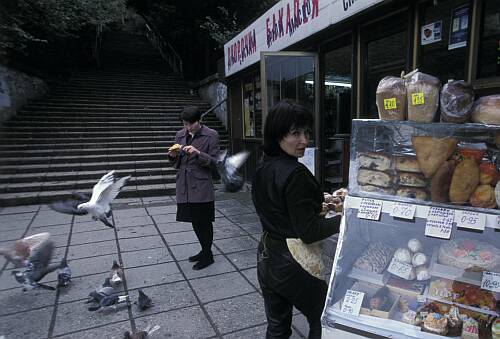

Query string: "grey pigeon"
[[0, 232, 50, 268], [216, 150, 250, 192], [49, 192, 90, 216], [137, 289, 153, 310], [123, 325, 160, 339], [12, 237, 60, 291], [57, 258, 71, 288], [88, 293, 128, 311], [50, 171, 131, 228], [109, 260, 123, 286], [85, 278, 114, 304]]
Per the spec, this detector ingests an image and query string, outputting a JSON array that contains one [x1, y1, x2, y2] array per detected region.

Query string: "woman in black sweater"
[[252, 100, 341, 339]]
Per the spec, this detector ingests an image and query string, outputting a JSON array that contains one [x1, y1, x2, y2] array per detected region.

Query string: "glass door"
[[260, 52, 320, 174]]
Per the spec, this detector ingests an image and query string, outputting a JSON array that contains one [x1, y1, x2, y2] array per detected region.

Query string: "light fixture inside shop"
[[305, 80, 352, 88]]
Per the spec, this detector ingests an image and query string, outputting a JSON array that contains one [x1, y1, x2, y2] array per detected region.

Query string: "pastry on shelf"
[[397, 172, 427, 187], [395, 156, 422, 173], [430, 160, 456, 203], [358, 152, 392, 172], [462, 317, 480, 339], [395, 187, 428, 200], [353, 242, 394, 274], [361, 185, 395, 195], [438, 239, 500, 272], [412, 136, 457, 178], [479, 162, 498, 186], [470, 184, 497, 209], [357, 169, 392, 188], [422, 313, 448, 335], [449, 158, 480, 204], [446, 306, 463, 337]]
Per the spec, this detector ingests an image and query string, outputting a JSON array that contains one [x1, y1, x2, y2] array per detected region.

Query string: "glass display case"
[[322, 120, 500, 339]]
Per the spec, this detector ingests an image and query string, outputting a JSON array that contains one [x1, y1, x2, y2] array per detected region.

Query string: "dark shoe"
[[192, 255, 214, 270], [188, 251, 203, 262]]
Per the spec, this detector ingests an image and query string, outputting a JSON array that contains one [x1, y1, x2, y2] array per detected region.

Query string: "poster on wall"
[[420, 21, 442, 45], [448, 5, 469, 50]]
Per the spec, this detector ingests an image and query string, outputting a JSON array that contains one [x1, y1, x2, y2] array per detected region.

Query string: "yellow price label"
[[412, 92, 425, 105], [383, 98, 397, 110]]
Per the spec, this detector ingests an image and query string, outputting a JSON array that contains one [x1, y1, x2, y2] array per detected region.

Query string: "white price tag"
[[481, 271, 500, 293], [455, 210, 486, 231], [390, 202, 416, 220], [357, 198, 382, 220], [425, 207, 454, 239], [387, 257, 414, 280], [341, 290, 365, 316]]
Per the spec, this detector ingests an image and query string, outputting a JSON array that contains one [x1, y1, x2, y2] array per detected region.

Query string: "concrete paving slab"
[[121, 247, 172, 268], [0, 286, 56, 316], [70, 228, 115, 245], [163, 230, 198, 246], [116, 224, 159, 239], [146, 204, 177, 215], [0, 205, 39, 214], [205, 292, 266, 334], [157, 220, 192, 234], [217, 206, 253, 216], [151, 213, 177, 224], [222, 325, 303, 339], [54, 320, 130, 339], [226, 249, 257, 270], [67, 240, 118, 260], [0, 306, 53, 339], [0, 228, 26, 242], [215, 199, 245, 209], [69, 253, 118, 278], [113, 207, 148, 219], [118, 235, 164, 252], [114, 215, 153, 228], [32, 211, 73, 226], [240, 268, 259, 291], [169, 243, 220, 261], [52, 299, 129, 336], [213, 224, 248, 240], [214, 236, 258, 254], [213, 216, 234, 227], [29, 223, 71, 236], [0, 218, 32, 231], [238, 222, 262, 235], [179, 255, 236, 280], [124, 262, 183, 290], [190, 272, 256, 303], [129, 280, 197, 317], [0, 212, 35, 222], [227, 213, 260, 225], [134, 306, 216, 338]]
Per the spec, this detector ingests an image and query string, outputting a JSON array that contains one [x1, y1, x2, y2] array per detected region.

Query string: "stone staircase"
[[0, 33, 228, 206]]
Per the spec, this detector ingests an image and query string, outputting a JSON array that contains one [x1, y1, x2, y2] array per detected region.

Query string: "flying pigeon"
[[88, 293, 128, 311], [137, 289, 153, 310], [49, 171, 131, 228], [0, 232, 50, 268], [12, 237, 61, 291], [123, 325, 160, 339], [216, 150, 250, 192], [109, 260, 123, 286], [85, 277, 115, 304], [57, 258, 71, 288]]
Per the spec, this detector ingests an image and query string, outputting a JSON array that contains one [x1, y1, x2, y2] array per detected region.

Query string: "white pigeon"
[[76, 170, 131, 228]]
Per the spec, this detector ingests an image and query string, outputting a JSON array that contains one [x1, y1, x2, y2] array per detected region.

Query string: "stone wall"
[[0, 65, 47, 123], [197, 74, 228, 128]]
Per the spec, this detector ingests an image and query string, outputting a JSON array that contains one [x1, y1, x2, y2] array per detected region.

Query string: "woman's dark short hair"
[[180, 106, 202, 123], [263, 99, 313, 156]]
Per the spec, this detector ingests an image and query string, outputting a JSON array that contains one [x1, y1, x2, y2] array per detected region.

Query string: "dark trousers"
[[192, 220, 213, 256], [257, 242, 327, 339]]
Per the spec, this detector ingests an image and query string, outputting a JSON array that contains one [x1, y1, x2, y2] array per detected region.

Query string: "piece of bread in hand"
[[169, 143, 182, 152]]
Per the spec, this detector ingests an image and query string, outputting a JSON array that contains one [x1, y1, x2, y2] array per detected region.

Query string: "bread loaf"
[[449, 158, 480, 203], [397, 172, 426, 187], [440, 80, 474, 123], [357, 169, 392, 188], [407, 71, 441, 123], [376, 76, 407, 120], [395, 156, 421, 173], [396, 188, 428, 200], [358, 152, 392, 171], [471, 95, 500, 125]]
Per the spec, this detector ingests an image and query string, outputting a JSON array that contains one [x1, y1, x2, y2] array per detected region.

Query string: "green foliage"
[[0, 0, 127, 56], [200, 7, 239, 47]]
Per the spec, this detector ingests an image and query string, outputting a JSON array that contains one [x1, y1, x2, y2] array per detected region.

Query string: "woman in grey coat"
[[168, 106, 220, 270]]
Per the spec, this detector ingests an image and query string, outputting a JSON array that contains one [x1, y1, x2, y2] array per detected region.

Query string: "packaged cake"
[[440, 80, 474, 123], [406, 71, 441, 123], [376, 76, 407, 120], [471, 95, 500, 125]]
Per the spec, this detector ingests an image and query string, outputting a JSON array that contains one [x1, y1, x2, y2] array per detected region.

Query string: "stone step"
[[1, 124, 224, 132], [16, 111, 216, 118], [0, 183, 176, 206], [25, 102, 209, 109], [49, 90, 197, 98], [10, 115, 221, 123], [0, 168, 174, 183], [21, 106, 205, 113], [0, 130, 229, 140], [64, 83, 190, 90], [42, 95, 205, 102], [33, 98, 207, 105], [1, 174, 176, 194]]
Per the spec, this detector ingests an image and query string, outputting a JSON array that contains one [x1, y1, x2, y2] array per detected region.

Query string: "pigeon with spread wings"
[[49, 171, 131, 228], [0, 232, 50, 268], [216, 150, 250, 193]]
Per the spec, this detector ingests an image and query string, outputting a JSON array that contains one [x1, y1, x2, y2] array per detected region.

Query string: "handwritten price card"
[[357, 198, 382, 221], [341, 290, 365, 316], [387, 257, 414, 279], [455, 210, 485, 231], [425, 207, 454, 239], [481, 271, 500, 293], [390, 202, 416, 220]]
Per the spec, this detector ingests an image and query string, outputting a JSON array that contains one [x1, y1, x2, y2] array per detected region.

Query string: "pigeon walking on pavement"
[[85, 277, 115, 304], [216, 150, 250, 192], [49, 170, 131, 228], [137, 289, 153, 311], [0, 232, 50, 268], [123, 325, 160, 339], [109, 260, 123, 286], [88, 293, 128, 311], [12, 236, 61, 291], [57, 258, 71, 288]]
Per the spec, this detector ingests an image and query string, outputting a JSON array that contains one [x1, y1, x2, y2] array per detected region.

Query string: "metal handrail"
[[143, 20, 183, 75], [201, 98, 227, 119]]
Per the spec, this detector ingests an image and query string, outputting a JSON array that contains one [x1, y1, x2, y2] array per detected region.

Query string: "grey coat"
[[170, 125, 220, 203]]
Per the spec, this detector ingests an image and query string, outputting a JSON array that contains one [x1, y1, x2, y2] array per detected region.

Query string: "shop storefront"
[[224, 0, 500, 191]]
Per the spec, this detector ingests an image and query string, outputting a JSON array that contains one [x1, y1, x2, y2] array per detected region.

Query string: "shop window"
[[418, 0, 470, 83], [242, 75, 262, 138], [477, 0, 500, 79], [362, 12, 409, 118]]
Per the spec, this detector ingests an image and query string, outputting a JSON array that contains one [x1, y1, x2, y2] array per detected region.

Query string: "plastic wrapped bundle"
[[376, 76, 407, 120], [471, 94, 500, 125], [440, 80, 474, 123], [406, 71, 441, 123]]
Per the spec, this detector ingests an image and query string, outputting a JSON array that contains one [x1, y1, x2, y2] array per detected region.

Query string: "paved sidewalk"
[[0, 191, 309, 339]]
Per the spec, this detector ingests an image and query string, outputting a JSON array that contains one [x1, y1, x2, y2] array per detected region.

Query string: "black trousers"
[[192, 220, 213, 255], [257, 242, 327, 339]]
